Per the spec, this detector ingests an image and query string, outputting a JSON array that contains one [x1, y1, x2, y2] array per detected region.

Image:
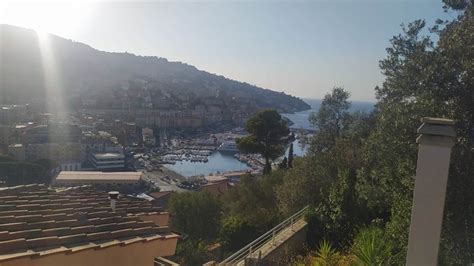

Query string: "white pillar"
[[406, 117, 456, 266]]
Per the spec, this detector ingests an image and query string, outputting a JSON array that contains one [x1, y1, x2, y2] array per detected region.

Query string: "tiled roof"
[[149, 191, 172, 200], [0, 184, 178, 262]]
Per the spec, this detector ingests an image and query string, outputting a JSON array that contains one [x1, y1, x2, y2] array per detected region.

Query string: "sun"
[[0, 1, 96, 37]]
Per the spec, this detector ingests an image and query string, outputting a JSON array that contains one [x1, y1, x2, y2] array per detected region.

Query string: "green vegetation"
[[168, 192, 221, 265], [287, 143, 294, 168], [168, 1, 474, 264], [350, 227, 396, 265], [312, 240, 342, 266], [169, 192, 221, 241], [0, 155, 55, 185], [236, 109, 290, 174]]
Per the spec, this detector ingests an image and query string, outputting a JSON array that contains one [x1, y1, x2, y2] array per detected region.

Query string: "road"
[[143, 169, 187, 192]]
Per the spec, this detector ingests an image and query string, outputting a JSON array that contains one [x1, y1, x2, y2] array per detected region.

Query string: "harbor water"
[[164, 151, 249, 177], [165, 139, 308, 178], [164, 108, 337, 177]]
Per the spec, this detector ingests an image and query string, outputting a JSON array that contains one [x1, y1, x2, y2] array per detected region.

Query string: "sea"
[[166, 99, 374, 177], [282, 98, 375, 131]]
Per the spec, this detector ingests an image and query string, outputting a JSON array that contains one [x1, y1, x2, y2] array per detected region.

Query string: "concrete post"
[[406, 117, 456, 266]]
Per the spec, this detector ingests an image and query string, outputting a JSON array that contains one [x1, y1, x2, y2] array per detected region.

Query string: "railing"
[[154, 256, 179, 266], [220, 205, 309, 265]]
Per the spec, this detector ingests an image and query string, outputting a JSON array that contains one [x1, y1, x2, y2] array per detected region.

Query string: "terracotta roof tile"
[[0, 184, 179, 261]]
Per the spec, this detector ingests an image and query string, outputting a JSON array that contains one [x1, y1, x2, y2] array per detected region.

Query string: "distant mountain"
[[0, 24, 310, 113]]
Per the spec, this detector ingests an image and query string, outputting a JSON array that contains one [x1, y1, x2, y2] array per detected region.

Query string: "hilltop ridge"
[[0, 24, 310, 113]]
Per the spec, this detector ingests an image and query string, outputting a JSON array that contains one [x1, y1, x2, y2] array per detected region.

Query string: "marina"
[[131, 112, 312, 180], [164, 151, 251, 178]]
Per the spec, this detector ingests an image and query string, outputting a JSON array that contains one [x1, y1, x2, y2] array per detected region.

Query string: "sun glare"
[[0, 1, 96, 38]]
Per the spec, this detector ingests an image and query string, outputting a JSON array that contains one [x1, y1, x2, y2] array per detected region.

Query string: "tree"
[[222, 174, 282, 231], [276, 156, 333, 216], [361, 4, 474, 262], [168, 192, 221, 241], [0, 162, 48, 185], [0, 156, 51, 185], [237, 109, 290, 174], [278, 157, 288, 169], [309, 87, 351, 153], [172, 239, 213, 266], [219, 216, 258, 254], [287, 143, 294, 168], [275, 86, 378, 249]]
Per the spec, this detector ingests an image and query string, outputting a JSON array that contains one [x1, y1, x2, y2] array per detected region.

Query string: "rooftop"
[[92, 153, 124, 160], [200, 181, 229, 197], [7, 144, 22, 148], [0, 184, 178, 262], [223, 171, 249, 178], [56, 171, 142, 182], [205, 175, 227, 183]]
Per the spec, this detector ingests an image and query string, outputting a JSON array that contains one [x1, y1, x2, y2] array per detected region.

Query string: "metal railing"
[[220, 205, 309, 265]]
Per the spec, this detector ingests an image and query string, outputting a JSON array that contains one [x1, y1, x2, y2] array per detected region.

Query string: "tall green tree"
[[309, 87, 351, 153], [277, 156, 332, 216], [278, 87, 377, 248], [168, 191, 221, 241], [361, 2, 474, 262], [222, 174, 282, 231], [220, 173, 283, 254], [237, 109, 290, 174], [287, 143, 294, 168], [219, 216, 258, 254], [278, 157, 288, 169]]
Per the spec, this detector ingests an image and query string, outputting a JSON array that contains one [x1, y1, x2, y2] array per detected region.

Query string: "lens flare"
[[35, 30, 67, 122]]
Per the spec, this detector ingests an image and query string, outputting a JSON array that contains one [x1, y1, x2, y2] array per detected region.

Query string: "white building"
[[89, 152, 125, 170]]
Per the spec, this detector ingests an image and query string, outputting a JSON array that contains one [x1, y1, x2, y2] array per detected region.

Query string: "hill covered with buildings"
[[0, 24, 310, 116]]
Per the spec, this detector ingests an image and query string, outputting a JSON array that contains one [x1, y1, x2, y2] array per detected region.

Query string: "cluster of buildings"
[[0, 103, 152, 173], [78, 81, 259, 130], [0, 101, 261, 265], [84, 109, 204, 129], [4, 123, 126, 172]]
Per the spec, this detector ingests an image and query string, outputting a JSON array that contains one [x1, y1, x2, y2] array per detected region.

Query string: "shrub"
[[350, 226, 397, 266], [313, 240, 341, 266]]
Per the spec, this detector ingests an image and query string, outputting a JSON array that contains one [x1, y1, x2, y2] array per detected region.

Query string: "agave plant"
[[313, 240, 341, 266], [350, 226, 396, 266]]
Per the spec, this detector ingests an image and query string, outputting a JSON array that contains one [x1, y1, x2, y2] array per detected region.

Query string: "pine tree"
[[288, 143, 294, 168], [279, 157, 288, 169]]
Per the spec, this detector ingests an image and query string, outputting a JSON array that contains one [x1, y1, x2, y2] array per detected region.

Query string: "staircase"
[[219, 206, 309, 266]]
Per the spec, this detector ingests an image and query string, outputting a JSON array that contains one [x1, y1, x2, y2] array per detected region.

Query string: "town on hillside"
[[0, 0, 473, 265]]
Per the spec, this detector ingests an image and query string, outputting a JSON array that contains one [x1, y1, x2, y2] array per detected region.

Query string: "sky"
[[0, 0, 454, 101]]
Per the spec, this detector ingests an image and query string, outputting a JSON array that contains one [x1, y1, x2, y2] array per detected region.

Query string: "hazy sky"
[[1, 1, 453, 101]]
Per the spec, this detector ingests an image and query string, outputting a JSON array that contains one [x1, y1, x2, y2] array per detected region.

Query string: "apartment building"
[[89, 152, 125, 170]]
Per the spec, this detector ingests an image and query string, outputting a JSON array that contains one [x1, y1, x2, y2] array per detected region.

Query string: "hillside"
[[0, 24, 310, 113]]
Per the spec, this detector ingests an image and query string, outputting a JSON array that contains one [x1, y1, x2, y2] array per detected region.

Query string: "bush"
[[313, 240, 341, 266], [350, 226, 397, 266]]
